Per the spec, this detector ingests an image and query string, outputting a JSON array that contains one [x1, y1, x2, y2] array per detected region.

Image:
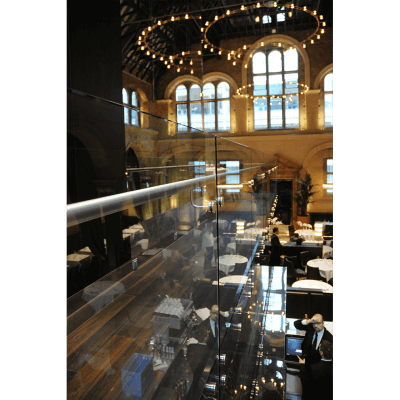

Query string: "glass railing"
[[67, 88, 281, 399]]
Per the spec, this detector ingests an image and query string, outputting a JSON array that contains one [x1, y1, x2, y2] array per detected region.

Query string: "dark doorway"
[[270, 180, 293, 225]]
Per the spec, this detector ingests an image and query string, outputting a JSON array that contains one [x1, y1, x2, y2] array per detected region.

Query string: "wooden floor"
[[66, 198, 271, 399], [67, 236, 224, 399]]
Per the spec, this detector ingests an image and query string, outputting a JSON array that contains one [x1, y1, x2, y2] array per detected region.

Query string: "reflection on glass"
[[284, 48, 298, 71], [203, 82, 215, 99], [253, 52, 266, 74], [267, 293, 283, 311], [190, 102, 202, 130], [253, 75, 267, 96], [263, 313, 284, 331], [217, 99, 230, 131], [269, 74, 283, 96], [177, 103, 188, 130], [268, 50, 282, 73], [204, 102, 215, 131], [270, 98, 283, 128]]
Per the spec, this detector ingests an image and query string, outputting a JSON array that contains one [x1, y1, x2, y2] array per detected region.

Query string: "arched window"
[[175, 81, 231, 132], [122, 88, 140, 127], [323, 73, 333, 127], [252, 47, 300, 130]]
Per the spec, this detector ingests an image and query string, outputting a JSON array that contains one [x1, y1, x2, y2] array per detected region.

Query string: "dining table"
[[292, 279, 333, 293], [307, 258, 333, 282], [218, 254, 248, 275], [295, 229, 317, 241]]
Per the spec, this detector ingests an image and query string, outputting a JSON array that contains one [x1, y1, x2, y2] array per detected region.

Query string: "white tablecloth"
[[218, 254, 248, 275], [295, 229, 316, 241], [307, 259, 333, 282], [82, 281, 126, 313], [243, 228, 265, 239], [292, 279, 333, 293]]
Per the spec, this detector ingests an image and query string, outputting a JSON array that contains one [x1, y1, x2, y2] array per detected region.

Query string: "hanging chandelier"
[[139, 2, 326, 73]]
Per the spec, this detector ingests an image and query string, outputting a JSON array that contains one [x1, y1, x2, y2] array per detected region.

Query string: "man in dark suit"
[[298, 340, 333, 400], [190, 304, 228, 348], [293, 313, 333, 366], [269, 227, 282, 265]]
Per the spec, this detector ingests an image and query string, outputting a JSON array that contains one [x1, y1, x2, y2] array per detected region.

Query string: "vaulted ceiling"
[[120, 0, 333, 85]]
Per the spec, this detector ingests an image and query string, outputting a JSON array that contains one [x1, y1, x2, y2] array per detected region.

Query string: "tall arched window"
[[323, 73, 333, 127], [175, 81, 230, 132], [122, 88, 140, 127], [252, 47, 300, 130]]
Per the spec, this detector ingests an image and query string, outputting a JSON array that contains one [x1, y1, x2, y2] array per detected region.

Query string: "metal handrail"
[[67, 165, 263, 228]]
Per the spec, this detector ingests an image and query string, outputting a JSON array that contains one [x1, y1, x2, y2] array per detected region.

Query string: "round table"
[[292, 279, 333, 293], [218, 254, 248, 275], [307, 259, 333, 282]]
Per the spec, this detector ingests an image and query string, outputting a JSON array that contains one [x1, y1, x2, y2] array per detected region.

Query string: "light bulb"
[[185, 14, 189, 19], [303, 44, 306, 48], [210, 48, 214, 52], [148, 26, 151, 31], [241, 5, 245, 10], [255, 16, 260, 22], [321, 29, 325, 33], [171, 16, 175, 21], [141, 46, 144, 50], [288, 11, 292, 17], [215, 15, 218, 20], [158, 21, 161, 25], [177, 68, 180, 72], [142, 31, 145, 35], [245, 64, 248, 68], [320, 15, 323, 20], [227, 10, 230, 15], [191, 69, 193, 74], [233, 61, 236, 65], [167, 65, 170, 69]]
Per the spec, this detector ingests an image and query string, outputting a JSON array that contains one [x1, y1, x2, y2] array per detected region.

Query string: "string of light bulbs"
[[139, 2, 326, 73]]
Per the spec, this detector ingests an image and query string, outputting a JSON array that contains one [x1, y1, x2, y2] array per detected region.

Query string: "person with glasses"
[[294, 313, 333, 366]]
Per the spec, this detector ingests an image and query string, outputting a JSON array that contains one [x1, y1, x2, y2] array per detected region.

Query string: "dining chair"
[[300, 251, 310, 269], [283, 257, 306, 285], [286, 255, 299, 269], [307, 265, 325, 281], [232, 261, 248, 275]]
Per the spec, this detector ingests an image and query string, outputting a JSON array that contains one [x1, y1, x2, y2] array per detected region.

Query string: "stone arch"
[[314, 63, 333, 90], [241, 34, 311, 88], [302, 141, 333, 173]]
